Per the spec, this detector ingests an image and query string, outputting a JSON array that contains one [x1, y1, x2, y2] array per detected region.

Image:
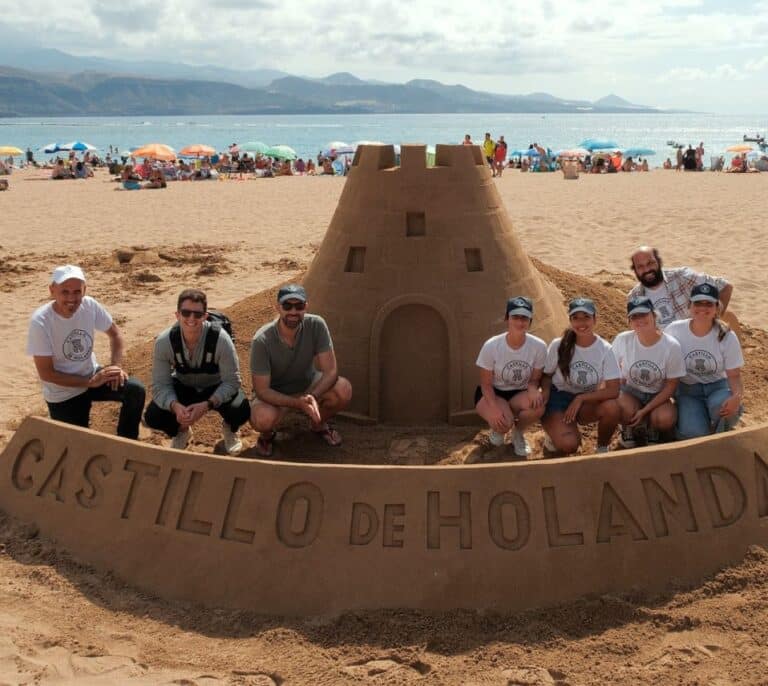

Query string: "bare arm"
[[306, 349, 339, 399], [630, 378, 678, 425], [251, 373, 303, 410], [721, 368, 743, 417]]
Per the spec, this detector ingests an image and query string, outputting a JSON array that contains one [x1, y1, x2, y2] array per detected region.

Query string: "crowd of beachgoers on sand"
[[0, 133, 766, 191]]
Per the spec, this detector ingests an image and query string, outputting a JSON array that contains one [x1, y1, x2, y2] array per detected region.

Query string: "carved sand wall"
[[2, 417, 767, 616], [302, 144, 568, 424]]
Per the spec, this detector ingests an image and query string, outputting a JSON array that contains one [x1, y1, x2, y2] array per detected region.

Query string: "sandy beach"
[[1, 165, 767, 684]]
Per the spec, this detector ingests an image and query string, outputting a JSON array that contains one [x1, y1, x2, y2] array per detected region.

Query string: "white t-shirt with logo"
[[27, 296, 113, 402], [612, 331, 685, 394], [476, 333, 546, 391], [645, 283, 675, 328], [665, 319, 744, 385], [544, 335, 621, 395]]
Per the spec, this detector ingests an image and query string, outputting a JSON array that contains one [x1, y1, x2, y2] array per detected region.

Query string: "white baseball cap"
[[51, 264, 86, 284]]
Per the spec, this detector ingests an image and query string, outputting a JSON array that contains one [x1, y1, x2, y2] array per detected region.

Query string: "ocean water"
[[1, 112, 767, 163]]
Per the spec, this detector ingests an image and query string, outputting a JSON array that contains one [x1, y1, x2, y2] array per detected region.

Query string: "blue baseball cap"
[[506, 296, 533, 318], [627, 296, 654, 316], [568, 297, 596, 316], [690, 283, 719, 303], [277, 284, 307, 304]]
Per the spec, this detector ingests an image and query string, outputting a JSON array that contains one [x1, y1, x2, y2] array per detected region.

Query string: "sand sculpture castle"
[[303, 144, 567, 424], [2, 145, 767, 616]]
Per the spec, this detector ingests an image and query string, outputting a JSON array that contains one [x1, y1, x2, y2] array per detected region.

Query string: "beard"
[[281, 314, 303, 329], [639, 268, 663, 288]]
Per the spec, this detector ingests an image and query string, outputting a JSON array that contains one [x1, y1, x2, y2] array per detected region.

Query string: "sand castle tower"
[[303, 144, 568, 424]]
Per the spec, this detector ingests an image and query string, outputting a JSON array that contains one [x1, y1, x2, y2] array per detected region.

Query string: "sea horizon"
[[2, 112, 767, 163]]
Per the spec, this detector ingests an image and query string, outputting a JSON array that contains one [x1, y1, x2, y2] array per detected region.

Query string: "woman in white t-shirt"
[[665, 283, 744, 439], [475, 296, 546, 457], [612, 297, 685, 447], [541, 298, 621, 455]]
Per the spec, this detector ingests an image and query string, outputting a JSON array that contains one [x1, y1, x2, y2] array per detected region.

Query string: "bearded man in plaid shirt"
[[627, 246, 733, 329]]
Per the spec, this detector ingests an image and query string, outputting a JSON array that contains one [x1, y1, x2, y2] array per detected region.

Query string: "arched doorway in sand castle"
[[302, 143, 568, 424], [370, 295, 461, 423]]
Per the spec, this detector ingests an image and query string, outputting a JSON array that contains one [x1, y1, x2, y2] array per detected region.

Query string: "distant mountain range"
[[0, 48, 670, 117]]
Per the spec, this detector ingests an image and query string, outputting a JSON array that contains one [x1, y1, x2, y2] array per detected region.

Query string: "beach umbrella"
[[59, 141, 98, 152], [131, 143, 176, 161], [41, 142, 64, 154], [621, 147, 655, 157], [239, 141, 270, 154], [323, 141, 355, 156], [726, 144, 753, 153], [520, 148, 540, 157], [266, 145, 297, 160], [0, 146, 24, 156], [179, 144, 215, 157], [579, 138, 620, 151], [555, 147, 590, 157]]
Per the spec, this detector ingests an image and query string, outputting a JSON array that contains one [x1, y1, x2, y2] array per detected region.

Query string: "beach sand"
[[1, 166, 767, 684]]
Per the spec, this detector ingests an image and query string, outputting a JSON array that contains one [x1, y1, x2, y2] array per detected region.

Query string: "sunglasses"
[[179, 309, 205, 319], [281, 301, 306, 311]]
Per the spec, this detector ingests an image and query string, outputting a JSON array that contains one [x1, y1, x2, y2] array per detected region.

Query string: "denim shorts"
[[620, 384, 657, 407], [544, 387, 576, 415]]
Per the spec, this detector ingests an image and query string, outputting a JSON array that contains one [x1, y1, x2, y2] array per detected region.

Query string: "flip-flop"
[[312, 423, 342, 447], [255, 431, 275, 457]]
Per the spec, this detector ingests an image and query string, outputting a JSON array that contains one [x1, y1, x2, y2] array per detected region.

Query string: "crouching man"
[[143, 289, 250, 455], [250, 284, 352, 457], [27, 264, 145, 438]]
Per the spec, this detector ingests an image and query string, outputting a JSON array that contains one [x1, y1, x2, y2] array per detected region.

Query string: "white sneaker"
[[171, 428, 190, 451], [542, 433, 556, 453], [488, 430, 506, 447], [511, 428, 531, 457], [596, 445, 610, 454], [618, 425, 636, 449], [222, 424, 243, 455]]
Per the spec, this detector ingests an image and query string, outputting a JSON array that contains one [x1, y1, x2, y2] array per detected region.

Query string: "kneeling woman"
[[665, 284, 744, 439], [541, 298, 621, 454], [612, 297, 685, 446], [475, 296, 546, 457]]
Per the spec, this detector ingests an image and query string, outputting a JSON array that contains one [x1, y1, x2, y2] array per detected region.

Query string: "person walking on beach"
[[143, 288, 250, 455], [494, 136, 508, 177], [27, 265, 145, 438], [483, 133, 496, 174], [249, 284, 352, 457], [627, 246, 732, 329], [676, 146, 683, 171]]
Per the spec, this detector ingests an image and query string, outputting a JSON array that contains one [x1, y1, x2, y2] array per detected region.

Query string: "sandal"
[[255, 431, 275, 457], [312, 423, 342, 447]]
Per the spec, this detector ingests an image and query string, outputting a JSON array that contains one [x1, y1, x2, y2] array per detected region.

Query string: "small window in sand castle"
[[344, 246, 366, 273], [406, 211, 426, 237], [465, 248, 484, 272]]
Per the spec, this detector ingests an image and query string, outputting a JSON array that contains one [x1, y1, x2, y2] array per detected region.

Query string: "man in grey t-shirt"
[[250, 284, 352, 456]]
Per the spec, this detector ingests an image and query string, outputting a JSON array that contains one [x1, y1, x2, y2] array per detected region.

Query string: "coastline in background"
[[2, 112, 767, 164]]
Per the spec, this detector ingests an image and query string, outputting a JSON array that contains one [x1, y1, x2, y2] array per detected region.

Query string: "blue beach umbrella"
[[60, 140, 98, 152], [521, 148, 540, 157], [622, 147, 655, 157], [579, 138, 620, 151]]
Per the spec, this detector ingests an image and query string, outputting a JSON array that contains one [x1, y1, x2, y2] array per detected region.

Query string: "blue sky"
[[1, 0, 767, 113]]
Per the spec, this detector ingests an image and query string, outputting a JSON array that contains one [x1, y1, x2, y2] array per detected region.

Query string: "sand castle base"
[[1, 417, 767, 615]]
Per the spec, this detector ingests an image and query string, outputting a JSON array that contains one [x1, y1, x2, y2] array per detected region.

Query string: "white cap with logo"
[[51, 265, 86, 284]]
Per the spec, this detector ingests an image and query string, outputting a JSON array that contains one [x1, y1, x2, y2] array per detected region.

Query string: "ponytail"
[[557, 328, 577, 381], [715, 317, 730, 342]]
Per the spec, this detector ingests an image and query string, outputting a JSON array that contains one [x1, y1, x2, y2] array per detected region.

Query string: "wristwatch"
[[207, 398, 216, 410]]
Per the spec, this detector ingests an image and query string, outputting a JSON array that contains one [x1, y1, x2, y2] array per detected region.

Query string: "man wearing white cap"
[[26, 265, 145, 438]]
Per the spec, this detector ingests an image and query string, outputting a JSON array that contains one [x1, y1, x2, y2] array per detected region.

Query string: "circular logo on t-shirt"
[[570, 360, 599, 391], [685, 349, 718, 380], [63, 329, 93, 361], [654, 297, 674, 324], [629, 360, 663, 389], [501, 360, 531, 387]]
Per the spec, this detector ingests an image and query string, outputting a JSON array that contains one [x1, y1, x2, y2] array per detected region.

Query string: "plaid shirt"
[[628, 267, 729, 324]]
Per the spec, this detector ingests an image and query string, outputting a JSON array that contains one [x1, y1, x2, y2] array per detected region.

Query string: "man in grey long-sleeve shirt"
[[143, 288, 250, 454]]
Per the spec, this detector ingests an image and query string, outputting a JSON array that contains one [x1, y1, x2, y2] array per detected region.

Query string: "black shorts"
[[474, 385, 525, 406]]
